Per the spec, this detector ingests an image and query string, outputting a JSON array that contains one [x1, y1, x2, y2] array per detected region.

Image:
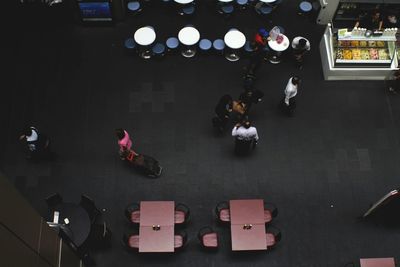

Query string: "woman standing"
[[115, 128, 133, 159]]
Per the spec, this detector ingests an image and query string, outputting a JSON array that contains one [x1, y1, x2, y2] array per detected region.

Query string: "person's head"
[[292, 76, 301, 85], [242, 116, 251, 129], [388, 14, 398, 24], [23, 127, 33, 137], [372, 10, 381, 20], [298, 38, 307, 49], [115, 128, 125, 140], [258, 28, 269, 38]]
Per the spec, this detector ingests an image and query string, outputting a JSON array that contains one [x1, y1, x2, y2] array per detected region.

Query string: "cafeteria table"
[[174, 0, 193, 3], [360, 258, 395, 267], [224, 29, 246, 61], [229, 199, 266, 251], [134, 26, 156, 59], [178, 26, 200, 58], [259, 0, 277, 2], [267, 33, 289, 64], [48, 203, 91, 247], [139, 201, 175, 252]]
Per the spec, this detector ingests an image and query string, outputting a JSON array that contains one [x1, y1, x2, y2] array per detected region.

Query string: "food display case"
[[320, 24, 399, 80], [334, 38, 395, 67]]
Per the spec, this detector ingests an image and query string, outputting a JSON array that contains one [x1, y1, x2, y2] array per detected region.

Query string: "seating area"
[[6, 0, 400, 266]]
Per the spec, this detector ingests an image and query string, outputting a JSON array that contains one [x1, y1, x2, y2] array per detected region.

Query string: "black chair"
[[265, 225, 281, 249], [198, 226, 219, 249], [174, 203, 191, 225], [174, 230, 188, 250], [88, 221, 112, 249], [123, 232, 139, 250], [125, 202, 140, 224], [80, 194, 100, 224], [215, 201, 230, 223], [45, 193, 63, 208], [264, 202, 278, 223]]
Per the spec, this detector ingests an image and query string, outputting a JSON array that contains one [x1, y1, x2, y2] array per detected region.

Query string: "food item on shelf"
[[336, 49, 344, 59], [378, 49, 389, 60], [359, 41, 367, 47], [338, 40, 351, 47], [344, 49, 353, 60], [352, 49, 361, 60], [351, 40, 359, 47], [376, 41, 385, 47], [360, 49, 370, 60], [369, 48, 379, 60], [368, 41, 376, 47]]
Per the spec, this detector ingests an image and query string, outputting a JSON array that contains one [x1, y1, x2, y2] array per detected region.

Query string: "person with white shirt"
[[291, 37, 310, 69], [19, 126, 50, 159], [232, 117, 259, 155], [282, 76, 301, 117]]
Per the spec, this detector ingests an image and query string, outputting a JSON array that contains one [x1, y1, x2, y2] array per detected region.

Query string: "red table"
[[229, 199, 266, 251], [230, 199, 265, 225], [139, 201, 175, 252], [360, 258, 395, 267]]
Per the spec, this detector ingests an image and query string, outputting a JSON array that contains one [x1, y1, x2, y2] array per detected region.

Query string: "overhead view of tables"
[[139, 201, 175, 252], [224, 29, 246, 61], [268, 33, 290, 64], [229, 199, 267, 251], [134, 26, 156, 59], [178, 26, 200, 57]]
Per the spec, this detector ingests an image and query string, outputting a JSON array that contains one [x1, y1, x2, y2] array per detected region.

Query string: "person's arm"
[[284, 82, 291, 105], [232, 125, 240, 137], [253, 128, 259, 141], [354, 21, 360, 28], [378, 20, 383, 30]]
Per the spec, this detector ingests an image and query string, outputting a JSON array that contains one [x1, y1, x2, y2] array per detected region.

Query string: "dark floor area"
[[3, 1, 400, 267]]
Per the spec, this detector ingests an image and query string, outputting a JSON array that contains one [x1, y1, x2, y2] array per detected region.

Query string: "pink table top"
[[230, 199, 264, 225], [139, 225, 174, 252], [231, 224, 266, 251], [140, 201, 175, 226], [360, 258, 395, 267]]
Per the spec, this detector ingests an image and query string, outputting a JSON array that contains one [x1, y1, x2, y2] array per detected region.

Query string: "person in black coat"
[[239, 88, 264, 113], [213, 94, 233, 132]]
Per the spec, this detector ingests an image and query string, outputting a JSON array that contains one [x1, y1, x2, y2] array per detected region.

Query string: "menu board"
[[78, 1, 113, 22]]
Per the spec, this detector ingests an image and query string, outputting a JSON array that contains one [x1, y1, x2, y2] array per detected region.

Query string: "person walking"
[[282, 76, 301, 117], [291, 37, 310, 69], [19, 126, 50, 159], [231, 117, 259, 155], [115, 128, 133, 159], [213, 95, 233, 132]]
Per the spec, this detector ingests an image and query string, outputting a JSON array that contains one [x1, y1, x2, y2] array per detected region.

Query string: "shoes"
[[389, 87, 397, 94]]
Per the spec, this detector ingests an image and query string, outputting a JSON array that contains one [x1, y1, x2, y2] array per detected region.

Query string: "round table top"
[[268, 34, 290, 52], [259, 0, 277, 3], [134, 27, 156, 46], [50, 203, 91, 247], [218, 0, 234, 2], [178, 26, 200, 46], [174, 0, 194, 3], [224, 30, 246, 49]]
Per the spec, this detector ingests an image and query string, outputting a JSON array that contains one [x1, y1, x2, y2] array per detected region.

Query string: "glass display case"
[[319, 24, 399, 80], [333, 36, 396, 67]]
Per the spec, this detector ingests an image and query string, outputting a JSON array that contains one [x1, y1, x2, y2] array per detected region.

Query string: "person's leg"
[[288, 97, 296, 117]]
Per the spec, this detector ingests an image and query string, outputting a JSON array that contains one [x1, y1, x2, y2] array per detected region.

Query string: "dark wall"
[[0, 173, 82, 267]]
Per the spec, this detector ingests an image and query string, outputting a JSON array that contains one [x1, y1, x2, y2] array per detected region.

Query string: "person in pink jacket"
[[115, 128, 133, 159]]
